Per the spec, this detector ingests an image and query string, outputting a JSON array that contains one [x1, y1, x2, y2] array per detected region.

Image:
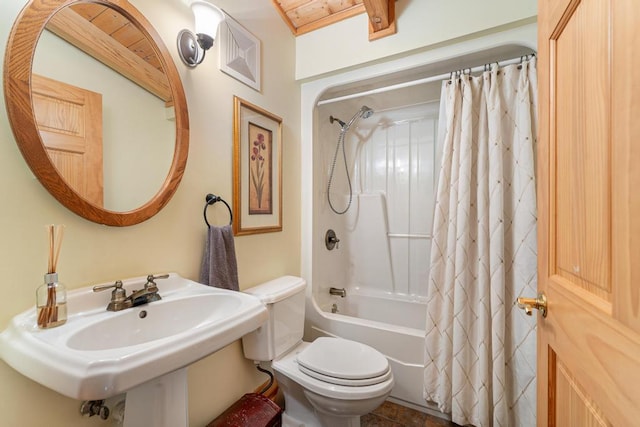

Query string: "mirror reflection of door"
[[32, 74, 104, 207]]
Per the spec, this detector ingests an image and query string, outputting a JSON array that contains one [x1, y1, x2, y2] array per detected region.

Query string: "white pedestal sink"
[[0, 273, 268, 426]]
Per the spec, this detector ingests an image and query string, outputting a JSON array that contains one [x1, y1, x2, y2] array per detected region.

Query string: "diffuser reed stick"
[[37, 224, 66, 328]]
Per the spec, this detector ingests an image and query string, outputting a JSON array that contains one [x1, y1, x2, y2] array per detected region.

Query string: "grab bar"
[[387, 233, 432, 239]]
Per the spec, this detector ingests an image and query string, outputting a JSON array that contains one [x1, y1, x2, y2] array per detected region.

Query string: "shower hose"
[[327, 126, 353, 215]]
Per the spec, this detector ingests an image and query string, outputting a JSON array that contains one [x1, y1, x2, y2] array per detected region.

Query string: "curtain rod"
[[316, 54, 533, 106]]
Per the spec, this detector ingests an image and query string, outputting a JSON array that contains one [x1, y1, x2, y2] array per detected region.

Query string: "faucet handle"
[[93, 281, 130, 311], [145, 274, 169, 290], [146, 274, 169, 283], [93, 280, 124, 293]]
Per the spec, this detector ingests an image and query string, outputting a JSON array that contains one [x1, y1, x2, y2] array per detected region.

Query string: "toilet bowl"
[[242, 276, 394, 427], [274, 340, 393, 426]]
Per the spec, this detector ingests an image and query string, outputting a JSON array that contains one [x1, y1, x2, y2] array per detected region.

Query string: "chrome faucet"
[[329, 287, 347, 298], [93, 274, 169, 311]]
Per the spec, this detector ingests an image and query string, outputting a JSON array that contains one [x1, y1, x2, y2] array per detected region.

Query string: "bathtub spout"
[[329, 287, 347, 298]]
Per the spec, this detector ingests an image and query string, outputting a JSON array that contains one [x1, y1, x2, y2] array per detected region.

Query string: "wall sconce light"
[[177, 1, 225, 67]]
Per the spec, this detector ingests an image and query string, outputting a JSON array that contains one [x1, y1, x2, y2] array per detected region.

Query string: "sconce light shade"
[[177, 1, 225, 67], [193, 1, 224, 49]]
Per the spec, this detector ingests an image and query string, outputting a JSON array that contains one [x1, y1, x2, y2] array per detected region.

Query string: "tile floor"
[[361, 401, 459, 427]]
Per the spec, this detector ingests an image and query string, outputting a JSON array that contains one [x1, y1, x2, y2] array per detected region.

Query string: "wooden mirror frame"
[[4, 0, 189, 226]]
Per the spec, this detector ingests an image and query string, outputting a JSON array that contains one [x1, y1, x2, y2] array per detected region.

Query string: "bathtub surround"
[[424, 58, 538, 426], [311, 93, 440, 410]]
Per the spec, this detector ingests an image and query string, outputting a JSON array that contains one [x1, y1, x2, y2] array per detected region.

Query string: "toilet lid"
[[298, 363, 393, 386], [296, 337, 390, 381]]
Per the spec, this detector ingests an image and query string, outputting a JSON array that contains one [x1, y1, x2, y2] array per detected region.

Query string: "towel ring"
[[203, 193, 233, 228]]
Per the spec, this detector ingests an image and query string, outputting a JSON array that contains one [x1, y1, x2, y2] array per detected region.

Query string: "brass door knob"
[[517, 292, 547, 318]]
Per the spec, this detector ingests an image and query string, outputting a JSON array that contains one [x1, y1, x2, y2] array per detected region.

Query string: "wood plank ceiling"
[[45, 3, 171, 103], [271, 0, 396, 40]]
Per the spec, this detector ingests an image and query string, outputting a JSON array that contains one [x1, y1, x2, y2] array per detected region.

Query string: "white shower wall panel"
[[345, 194, 394, 292], [356, 102, 440, 297]]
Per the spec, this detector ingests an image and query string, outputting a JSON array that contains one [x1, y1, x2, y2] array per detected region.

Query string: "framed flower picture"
[[232, 96, 282, 235]]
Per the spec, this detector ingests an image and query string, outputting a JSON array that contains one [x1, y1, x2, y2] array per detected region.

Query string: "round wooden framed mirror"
[[4, 0, 189, 226]]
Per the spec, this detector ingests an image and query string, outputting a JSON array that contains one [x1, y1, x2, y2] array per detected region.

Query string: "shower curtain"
[[424, 58, 538, 427]]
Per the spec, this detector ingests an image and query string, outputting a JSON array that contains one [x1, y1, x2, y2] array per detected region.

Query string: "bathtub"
[[305, 289, 431, 410]]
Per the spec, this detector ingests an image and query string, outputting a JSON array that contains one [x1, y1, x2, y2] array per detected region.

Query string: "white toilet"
[[242, 276, 394, 427]]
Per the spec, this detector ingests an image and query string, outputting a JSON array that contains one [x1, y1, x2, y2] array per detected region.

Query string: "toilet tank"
[[242, 276, 306, 362]]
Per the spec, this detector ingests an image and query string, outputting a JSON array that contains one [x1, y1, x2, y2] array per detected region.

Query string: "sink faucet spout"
[[127, 274, 169, 307]]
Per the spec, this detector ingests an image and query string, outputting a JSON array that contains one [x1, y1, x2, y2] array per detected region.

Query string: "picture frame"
[[218, 14, 261, 91], [233, 96, 282, 235]]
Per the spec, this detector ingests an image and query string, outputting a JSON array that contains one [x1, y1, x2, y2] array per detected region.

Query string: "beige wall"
[[295, 0, 538, 79], [0, 0, 300, 425]]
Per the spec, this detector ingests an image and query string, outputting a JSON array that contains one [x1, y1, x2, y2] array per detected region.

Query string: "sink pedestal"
[[123, 368, 188, 427]]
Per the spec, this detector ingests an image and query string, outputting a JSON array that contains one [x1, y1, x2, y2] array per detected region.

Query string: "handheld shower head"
[[360, 105, 374, 119], [329, 106, 374, 131], [345, 105, 375, 129]]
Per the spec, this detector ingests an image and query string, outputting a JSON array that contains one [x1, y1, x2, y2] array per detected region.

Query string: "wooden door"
[[31, 74, 104, 207], [537, 0, 640, 425]]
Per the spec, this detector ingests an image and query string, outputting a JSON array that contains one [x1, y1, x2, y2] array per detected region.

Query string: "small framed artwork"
[[233, 96, 282, 235], [218, 14, 261, 91]]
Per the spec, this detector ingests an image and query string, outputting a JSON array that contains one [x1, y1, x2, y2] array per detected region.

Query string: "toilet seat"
[[298, 364, 393, 386], [296, 337, 391, 386], [273, 341, 395, 401]]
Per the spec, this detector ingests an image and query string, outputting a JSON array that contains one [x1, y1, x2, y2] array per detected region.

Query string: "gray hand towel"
[[199, 225, 239, 291]]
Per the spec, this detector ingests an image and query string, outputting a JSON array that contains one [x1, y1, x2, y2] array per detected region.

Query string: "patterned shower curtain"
[[424, 58, 538, 427]]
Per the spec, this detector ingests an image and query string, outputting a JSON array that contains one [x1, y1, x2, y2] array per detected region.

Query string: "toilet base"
[[275, 371, 322, 427], [275, 367, 383, 427]]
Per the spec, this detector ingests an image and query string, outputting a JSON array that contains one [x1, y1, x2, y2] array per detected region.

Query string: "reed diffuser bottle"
[[37, 224, 67, 329], [36, 273, 67, 328]]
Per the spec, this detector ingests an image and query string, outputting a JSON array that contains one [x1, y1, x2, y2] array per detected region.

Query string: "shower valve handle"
[[325, 229, 340, 250]]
